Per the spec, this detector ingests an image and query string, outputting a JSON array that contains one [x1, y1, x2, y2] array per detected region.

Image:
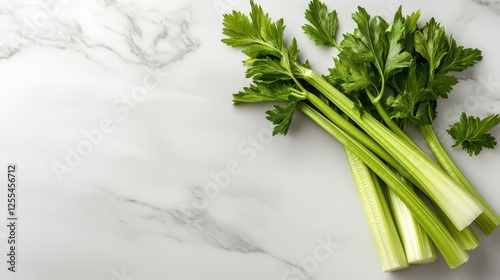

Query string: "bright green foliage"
[[233, 82, 294, 103], [414, 18, 482, 79], [384, 8, 414, 78], [245, 57, 292, 82], [418, 19, 481, 96], [223, 6, 294, 60], [387, 62, 436, 128], [440, 37, 483, 73], [222, 0, 285, 58], [387, 17, 482, 130], [322, 6, 420, 114], [302, 0, 339, 47], [223, 2, 308, 135], [414, 18, 449, 74], [447, 113, 500, 156], [266, 101, 298, 136]]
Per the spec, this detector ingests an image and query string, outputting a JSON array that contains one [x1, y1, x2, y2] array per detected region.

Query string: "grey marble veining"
[[0, 0, 499, 279], [0, 0, 199, 67], [472, 0, 500, 8]]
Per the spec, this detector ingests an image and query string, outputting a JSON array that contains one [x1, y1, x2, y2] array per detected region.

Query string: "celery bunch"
[[222, 0, 499, 271]]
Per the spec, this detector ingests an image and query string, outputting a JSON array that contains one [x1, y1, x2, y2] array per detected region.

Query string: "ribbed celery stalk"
[[420, 124, 500, 235], [314, 93, 437, 265], [367, 112, 481, 251], [298, 103, 469, 268], [344, 148, 408, 271], [434, 202, 480, 250], [365, 98, 437, 264], [301, 70, 484, 231], [387, 180, 436, 264]]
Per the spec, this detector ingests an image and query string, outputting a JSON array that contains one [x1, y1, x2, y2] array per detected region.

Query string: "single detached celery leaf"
[[447, 113, 500, 156], [302, 0, 339, 47], [266, 101, 298, 135]]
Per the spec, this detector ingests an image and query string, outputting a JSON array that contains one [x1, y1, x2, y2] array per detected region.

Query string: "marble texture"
[[0, 0, 499, 279]]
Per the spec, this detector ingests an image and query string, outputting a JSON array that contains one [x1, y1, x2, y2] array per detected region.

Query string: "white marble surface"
[[0, 0, 499, 279]]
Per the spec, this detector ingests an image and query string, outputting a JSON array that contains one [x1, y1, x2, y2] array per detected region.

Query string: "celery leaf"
[[233, 82, 293, 103], [447, 113, 500, 156], [302, 0, 339, 47], [266, 101, 298, 135]]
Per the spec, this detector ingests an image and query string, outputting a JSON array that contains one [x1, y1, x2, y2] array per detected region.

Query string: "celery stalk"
[[345, 148, 409, 271], [302, 71, 484, 231], [420, 124, 500, 235], [387, 181, 436, 264], [433, 202, 480, 251], [298, 103, 469, 268]]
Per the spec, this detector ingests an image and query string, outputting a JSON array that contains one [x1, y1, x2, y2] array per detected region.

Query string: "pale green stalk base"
[[298, 103, 469, 268], [434, 203, 480, 251], [371, 104, 437, 264], [420, 124, 500, 235], [372, 114, 481, 250], [387, 183, 436, 264], [345, 148, 409, 272]]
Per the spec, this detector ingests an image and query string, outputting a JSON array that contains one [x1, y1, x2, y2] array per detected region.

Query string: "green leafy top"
[[222, 1, 310, 135], [387, 18, 482, 127], [326, 6, 418, 106], [386, 62, 436, 130], [414, 18, 449, 75], [222, 1, 285, 59], [447, 113, 500, 156], [223, 0, 486, 145], [302, 0, 339, 47]]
